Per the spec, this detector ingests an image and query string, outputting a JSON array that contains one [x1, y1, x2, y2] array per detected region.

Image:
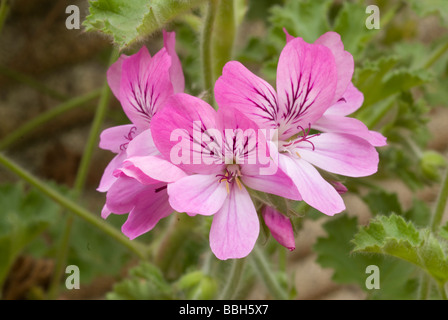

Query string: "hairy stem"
[[47, 48, 120, 299], [0, 153, 149, 260], [200, 0, 218, 106], [250, 245, 288, 300], [219, 258, 246, 300]]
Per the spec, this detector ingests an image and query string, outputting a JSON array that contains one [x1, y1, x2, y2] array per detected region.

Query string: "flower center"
[[278, 123, 319, 159], [216, 164, 243, 194]]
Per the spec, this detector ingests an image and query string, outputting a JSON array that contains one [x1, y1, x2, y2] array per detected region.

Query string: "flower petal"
[[209, 184, 259, 260], [120, 47, 173, 128], [151, 93, 224, 174], [121, 155, 187, 184], [215, 61, 279, 129], [107, 54, 128, 100], [167, 174, 228, 216], [312, 114, 387, 147], [297, 132, 379, 177], [97, 152, 127, 192], [324, 82, 364, 117], [126, 128, 160, 158], [262, 206, 295, 251], [105, 176, 147, 214], [241, 160, 301, 200], [122, 183, 173, 240], [99, 124, 141, 153], [314, 32, 354, 104], [276, 37, 337, 138], [279, 154, 345, 216], [163, 30, 185, 94]]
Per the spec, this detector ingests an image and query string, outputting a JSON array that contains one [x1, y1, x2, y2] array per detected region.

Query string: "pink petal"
[[121, 155, 187, 184], [283, 28, 295, 43], [105, 176, 147, 214], [167, 174, 228, 216], [97, 152, 127, 192], [126, 128, 160, 158], [314, 32, 354, 104], [122, 183, 173, 240], [324, 82, 364, 117], [276, 37, 337, 139], [101, 204, 112, 219], [331, 181, 348, 195], [240, 161, 301, 201], [107, 54, 128, 100], [99, 124, 141, 153], [209, 184, 259, 260], [120, 47, 173, 128], [262, 206, 295, 251], [297, 132, 379, 177], [151, 93, 224, 174], [312, 114, 387, 147], [163, 30, 185, 94], [214, 61, 279, 130], [279, 154, 345, 216]]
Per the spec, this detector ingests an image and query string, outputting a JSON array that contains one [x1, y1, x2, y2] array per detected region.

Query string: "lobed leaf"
[[352, 214, 448, 285], [83, 0, 208, 48]]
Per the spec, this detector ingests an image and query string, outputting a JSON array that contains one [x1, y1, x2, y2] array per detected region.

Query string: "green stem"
[[417, 273, 430, 300], [424, 41, 448, 70], [439, 283, 448, 300], [212, 0, 235, 81], [0, 152, 149, 260], [0, 0, 10, 35], [430, 168, 448, 233], [47, 48, 119, 299], [0, 89, 100, 150], [219, 258, 246, 300], [0, 65, 68, 101], [250, 245, 288, 300], [200, 0, 218, 106], [73, 49, 119, 195]]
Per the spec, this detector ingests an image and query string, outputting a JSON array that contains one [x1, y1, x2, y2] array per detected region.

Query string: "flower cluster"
[[98, 29, 385, 260]]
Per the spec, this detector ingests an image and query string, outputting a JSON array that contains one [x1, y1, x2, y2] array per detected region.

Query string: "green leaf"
[[355, 57, 432, 109], [352, 214, 448, 285], [362, 189, 402, 216], [83, 0, 208, 48], [314, 214, 418, 299], [0, 183, 60, 287], [106, 262, 174, 300]]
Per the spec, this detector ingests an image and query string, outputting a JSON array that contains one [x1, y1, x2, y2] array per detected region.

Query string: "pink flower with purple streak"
[[215, 30, 383, 216], [98, 30, 184, 193], [98, 31, 186, 239], [142, 93, 301, 260]]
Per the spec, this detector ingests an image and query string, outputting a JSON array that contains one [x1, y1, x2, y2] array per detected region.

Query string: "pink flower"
[[98, 30, 184, 193], [101, 129, 188, 239], [98, 31, 186, 239], [142, 93, 300, 260], [262, 206, 295, 251], [215, 31, 381, 216]]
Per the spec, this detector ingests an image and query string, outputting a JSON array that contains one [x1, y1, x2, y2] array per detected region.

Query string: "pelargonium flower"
[[102, 129, 188, 239], [215, 31, 382, 216], [98, 30, 184, 193], [135, 92, 301, 260], [98, 31, 186, 238]]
